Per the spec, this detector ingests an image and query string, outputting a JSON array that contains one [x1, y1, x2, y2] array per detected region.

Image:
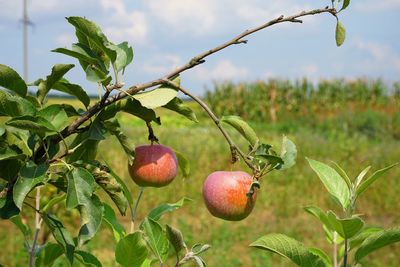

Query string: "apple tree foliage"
[[1, 0, 398, 266], [0, 14, 293, 266]]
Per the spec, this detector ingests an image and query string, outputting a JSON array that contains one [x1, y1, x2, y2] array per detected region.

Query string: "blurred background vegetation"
[[1, 78, 399, 266]]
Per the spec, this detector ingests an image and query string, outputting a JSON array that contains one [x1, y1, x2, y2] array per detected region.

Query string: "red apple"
[[128, 144, 178, 187], [202, 171, 257, 221]]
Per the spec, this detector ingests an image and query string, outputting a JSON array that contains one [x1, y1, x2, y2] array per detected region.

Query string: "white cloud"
[[141, 54, 183, 75], [354, 40, 400, 73], [354, 0, 400, 12], [100, 0, 149, 43], [145, 0, 218, 36], [56, 33, 74, 46], [104, 11, 148, 44], [190, 60, 249, 81], [300, 64, 319, 77], [234, 1, 314, 26]]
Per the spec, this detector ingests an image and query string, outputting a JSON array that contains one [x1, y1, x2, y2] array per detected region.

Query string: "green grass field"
[[1, 98, 399, 266]]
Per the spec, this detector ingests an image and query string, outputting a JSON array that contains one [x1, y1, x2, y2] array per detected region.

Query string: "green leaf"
[[335, 21, 346, 47], [306, 158, 350, 209], [0, 183, 20, 219], [192, 243, 211, 255], [103, 119, 133, 161], [103, 203, 126, 242], [0, 64, 27, 96], [308, 247, 332, 267], [139, 259, 154, 267], [66, 17, 116, 63], [37, 64, 75, 104], [52, 80, 91, 107], [108, 42, 134, 73], [38, 105, 69, 132], [74, 250, 102, 267], [148, 197, 191, 221], [85, 64, 108, 82], [193, 256, 206, 267], [43, 214, 75, 265], [0, 90, 36, 117], [250, 233, 327, 267], [348, 227, 382, 252], [66, 167, 104, 245], [174, 150, 190, 178], [340, 0, 351, 11], [35, 243, 64, 267], [88, 119, 107, 141], [355, 228, 400, 262], [100, 98, 161, 125], [166, 224, 186, 254], [354, 166, 371, 189], [163, 97, 198, 122], [255, 154, 283, 166], [221, 115, 259, 148], [141, 217, 170, 263], [52, 44, 100, 66], [67, 132, 99, 162], [92, 165, 128, 216], [10, 214, 31, 237], [4, 129, 32, 157], [6, 116, 57, 135], [66, 167, 96, 209], [115, 232, 148, 267], [0, 139, 25, 161], [133, 76, 180, 109], [104, 162, 133, 205], [327, 211, 364, 239], [0, 159, 23, 182], [330, 161, 352, 190], [279, 136, 297, 170], [13, 162, 48, 210], [304, 206, 332, 230], [356, 163, 399, 197]]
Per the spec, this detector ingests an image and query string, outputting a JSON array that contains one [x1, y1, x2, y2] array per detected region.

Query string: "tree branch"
[[162, 79, 258, 172], [39, 6, 336, 161]]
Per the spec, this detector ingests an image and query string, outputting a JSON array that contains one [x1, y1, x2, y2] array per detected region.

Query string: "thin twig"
[[130, 187, 144, 233], [333, 231, 338, 267], [343, 239, 349, 267], [29, 187, 42, 267]]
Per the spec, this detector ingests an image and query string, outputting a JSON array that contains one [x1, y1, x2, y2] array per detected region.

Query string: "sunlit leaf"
[[355, 228, 400, 262], [163, 97, 198, 122], [133, 76, 180, 109], [13, 162, 48, 210], [307, 158, 350, 209], [356, 163, 399, 197], [326, 211, 364, 239], [141, 217, 169, 263], [221, 115, 259, 148], [148, 197, 192, 221], [37, 64, 75, 104], [103, 203, 126, 242], [0, 64, 27, 96], [115, 232, 148, 267], [335, 21, 346, 47], [250, 233, 327, 267]]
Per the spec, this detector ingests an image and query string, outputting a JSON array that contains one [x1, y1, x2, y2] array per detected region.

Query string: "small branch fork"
[[161, 79, 257, 172], [42, 6, 336, 162]]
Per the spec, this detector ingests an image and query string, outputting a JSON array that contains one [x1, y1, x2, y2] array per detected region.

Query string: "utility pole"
[[22, 0, 29, 82]]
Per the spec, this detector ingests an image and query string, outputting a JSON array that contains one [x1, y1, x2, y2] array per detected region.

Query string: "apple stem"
[[130, 187, 145, 232], [146, 122, 159, 145]]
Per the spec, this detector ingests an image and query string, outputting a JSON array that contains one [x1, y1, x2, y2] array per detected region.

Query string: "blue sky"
[[1, 0, 399, 96]]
